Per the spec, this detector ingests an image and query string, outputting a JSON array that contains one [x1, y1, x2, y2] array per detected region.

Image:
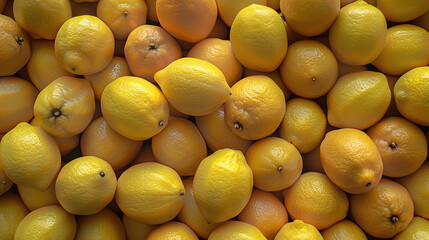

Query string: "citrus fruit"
[[329, 0, 387, 65], [337, 61, 368, 77], [18, 181, 59, 211], [246, 137, 302, 191], [0, 14, 31, 76], [0, 122, 61, 191], [208, 221, 267, 240], [377, 0, 429, 22], [0, 193, 29, 240], [193, 149, 253, 223], [33, 76, 95, 138], [224, 75, 286, 140], [55, 15, 114, 75], [0, 160, 12, 196], [154, 57, 231, 116], [238, 189, 288, 240], [320, 128, 383, 194], [367, 116, 427, 177], [81, 117, 143, 171], [147, 221, 199, 240], [215, 0, 266, 27], [393, 216, 429, 240], [75, 208, 125, 240], [156, 0, 217, 42], [230, 4, 287, 72], [0, 76, 38, 133], [327, 71, 391, 129], [152, 116, 207, 176], [115, 162, 185, 225], [243, 68, 291, 100], [55, 156, 117, 215], [280, 40, 338, 98], [14, 205, 77, 240], [129, 144, 157, 166], [321, 219, 368, 240], [122, 215, 157, 240], [349, 178, 414, 239], [101, 76, 170, 141], [274, 219, 324, 240]]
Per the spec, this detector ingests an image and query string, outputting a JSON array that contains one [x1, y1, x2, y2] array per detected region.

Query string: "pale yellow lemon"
[[152, 116, 207, 176], [193, 149, 253, 223], [224, 75, 286, 140], [393, 217, 429, 240], [327, 71, 391, 130], [55, 15, 114, 75], [279, 98, 326, 153], [283, 172, 349, 230], [372, 24, 429, 76], [33, 76, 95, 138], [115, 162, 185, 225], [0, 193, 29, 240], [154, 57, 231, 116], [84, 56, 131, 100], [394, 66, 429, 126], [0, 122, 61, 191], [377, 0, 429, 22], [101, 76, 170, 141], [321, 219, 368, 240], [274, 220, 324, 240], [13, 0, 72, 39], [243, 68, 291, 101], [178, 178, 221, 239], [81, 117, 143, 171], [215, 0, 266, 27], [18, 181, 59, 211], [246, 137, 302, 191], [75, 208, 125, 240], [55, 156, 117, 215], [147, 221, 199, 240], [14, 205, 77, 240], [230, 4, 287, 72], [329, 0, 387, 65], [27, 40, 76, 91], [208, 221, 267, 240], [0, 76, 38, 133]]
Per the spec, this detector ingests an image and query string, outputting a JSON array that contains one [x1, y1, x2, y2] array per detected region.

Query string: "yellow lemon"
[[178, 178, 221, 239], [33, 76, 95, 138], [274, 220, 324, 240], [18, 181, 59, 211], [154, 57, 231, 116], [55, 156, 116, 215], [75, 208, 125, 240], [147, 221, 199, 240], [393, 217, 429, 240], [193, 148, 253, 223], [327, 71, 391, 130], [0, 193, 29, 240], [215, 0, 267, 27], [246, 137, 302, 191], [208, 221, 267, 240], [101, 76, 170, 141], [372, 24, 429, 76], [13, 0, 72, 39], [55, 15, 114, 75], [394, 66, 429, 126], [329, 0, 387, 65], [322, 219, 368, 240], [377, 0, 429, 22], [122, 215, 157, 240], [0, 122, 61, 191], [115, 162, 185, 225], [14, 205, 77, 240], [279, 98, 327, 153], [0, 160, 12, 196], [224, 75, 286, 140], [283, 172, 349, 230], [230, 4, 287, 72]]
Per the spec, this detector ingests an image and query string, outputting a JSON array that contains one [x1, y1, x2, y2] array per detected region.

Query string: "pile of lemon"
[[1, 0, 429, 239]]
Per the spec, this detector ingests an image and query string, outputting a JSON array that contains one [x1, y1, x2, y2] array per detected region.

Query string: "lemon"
[[274, 220, 324, 240], [322, 219, 368, 240], [122, 215, 157, 240], [14, 205, 77, 240], [327, 71, 391, 130], [208, 221, 267, 240], [101, 76, 170, 141], [393, 216, 429, 240], [115, 162, 185, 225], [329, 0, 387, 65], [147, 221, 199, 240], [55, 15, 114, 75], [377, 0, 429, 22], [0, 193, 29, 240], [215, 0, 267, 27], [0, 159, 12, 196], [0, 122, 61, 191], [55, 156, 116, 215], [230, 4, 287, 72], [75, 208, 125, 240], [154, 57, 231, 116], [193, 148, 253, 223], [394, 66, 429, 126], [18, 181, 59, 211]]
